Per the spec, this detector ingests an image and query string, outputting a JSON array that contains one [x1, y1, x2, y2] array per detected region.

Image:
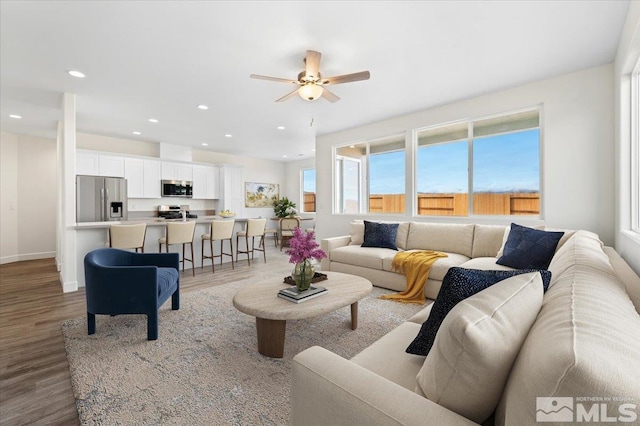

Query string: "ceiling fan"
[[250, 50, 370, 103]]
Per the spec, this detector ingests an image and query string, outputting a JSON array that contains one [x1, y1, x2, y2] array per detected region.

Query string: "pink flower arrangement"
[[285, 227, 327, 264]]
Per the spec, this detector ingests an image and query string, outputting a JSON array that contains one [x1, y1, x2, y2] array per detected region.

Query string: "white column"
[[60, 93, 78, 292]]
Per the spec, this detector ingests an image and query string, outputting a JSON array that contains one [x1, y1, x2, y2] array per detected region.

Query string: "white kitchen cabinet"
[[99, 155, 125, 177], [125, 158, 161, 199], [192, 165, 220, 199], [124, 158, 144, 198], [77, 151, 124, 177], [143, 160, 161, 198], [219, 165, 243, 214], [76, 151, 99, 175], [161, 161, 193, 181]]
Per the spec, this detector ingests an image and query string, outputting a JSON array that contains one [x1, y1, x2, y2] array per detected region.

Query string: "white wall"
[[1, 131, 19, 263], [0, 131, 57, 264], [614, 2, 640, 274], [77, 132, 159, 157], [315, 64, 616, 245]]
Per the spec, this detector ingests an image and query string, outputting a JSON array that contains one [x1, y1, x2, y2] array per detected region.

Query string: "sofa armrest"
[[320, 236, 352, 270], [291, 346, 478, 426]]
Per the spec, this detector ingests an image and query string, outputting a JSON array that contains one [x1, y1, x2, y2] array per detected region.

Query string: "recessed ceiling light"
[[312, 149, 316, 152], [277, 126, 285, 130], [225, 134, 232, 138], [282, 155, 288, 158], [148, 118, 159, 123], [298, 154, 304, 157], [67, 70, 85, 78], [349, 145, 355, 148], [132, 131, 141, 135], [202, 143, 208, 146], [9, 114, 22, 119], [197, 105, 209, 110]]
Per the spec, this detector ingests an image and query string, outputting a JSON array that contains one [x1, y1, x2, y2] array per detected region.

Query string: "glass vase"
[[292, 259, 315, 292]]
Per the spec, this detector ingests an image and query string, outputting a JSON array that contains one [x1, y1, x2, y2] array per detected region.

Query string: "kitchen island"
[[74, 216, 259, 287]]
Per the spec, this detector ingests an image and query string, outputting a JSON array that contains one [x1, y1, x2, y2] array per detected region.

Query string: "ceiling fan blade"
[[275, 88, 300, 102], [322, 71, 370, 85], [304, 50, 322, 80], [250, 74, 298, 84], [321, 87, 340, 103]]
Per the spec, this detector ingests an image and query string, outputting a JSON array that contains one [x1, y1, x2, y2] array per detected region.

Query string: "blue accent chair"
[[84, 248, 180, 340]]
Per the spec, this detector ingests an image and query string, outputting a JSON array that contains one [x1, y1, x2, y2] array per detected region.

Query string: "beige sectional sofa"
[[293, 223, 640, 425]]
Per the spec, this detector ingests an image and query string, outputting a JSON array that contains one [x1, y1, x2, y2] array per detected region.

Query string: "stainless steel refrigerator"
[[76, 175, 128, 222]]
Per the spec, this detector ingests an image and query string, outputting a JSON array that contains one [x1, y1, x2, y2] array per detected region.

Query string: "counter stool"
[[109, 223, 147, 252], [159, 221, 196, 276], [236, 218, 267, 266], [264, 227, 279, 247], [201, 219, 235, 272]]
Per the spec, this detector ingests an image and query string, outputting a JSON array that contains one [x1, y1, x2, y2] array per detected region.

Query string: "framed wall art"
[[245, 182, 279, 208]]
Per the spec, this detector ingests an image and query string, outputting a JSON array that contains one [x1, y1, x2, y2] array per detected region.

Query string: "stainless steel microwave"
[[161, 180, 193, 198]]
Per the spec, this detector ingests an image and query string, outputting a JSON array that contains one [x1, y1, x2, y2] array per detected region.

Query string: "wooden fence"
[[372, 193, 539, 215], [301, 192, 539, 215]]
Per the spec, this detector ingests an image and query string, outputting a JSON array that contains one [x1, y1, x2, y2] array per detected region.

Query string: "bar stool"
[[264, 226, 279, 247], [158, 221, 196, 276], [201, 219, 235, 272], [236, 218, 267, 266], [109, 223, 147, 252]]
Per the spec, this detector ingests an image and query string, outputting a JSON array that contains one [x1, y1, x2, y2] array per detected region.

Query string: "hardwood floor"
[[0, 241, 290, 426]]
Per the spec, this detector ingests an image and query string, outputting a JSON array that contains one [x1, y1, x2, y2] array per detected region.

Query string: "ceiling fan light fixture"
[[298, 83, 323, 101]]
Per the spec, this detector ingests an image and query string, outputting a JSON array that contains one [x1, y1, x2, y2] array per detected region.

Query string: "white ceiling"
[[0, 1, 630, 162]]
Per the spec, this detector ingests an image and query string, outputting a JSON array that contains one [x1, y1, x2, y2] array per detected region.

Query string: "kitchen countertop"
[[74, 216, 250, 229]]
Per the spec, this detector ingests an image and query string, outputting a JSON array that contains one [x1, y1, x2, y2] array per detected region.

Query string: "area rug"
[[62, 272, 424, 425]]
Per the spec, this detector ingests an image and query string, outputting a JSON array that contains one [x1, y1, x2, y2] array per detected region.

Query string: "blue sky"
[[303, 169, 316, 192], [369, 129, 540, 194]]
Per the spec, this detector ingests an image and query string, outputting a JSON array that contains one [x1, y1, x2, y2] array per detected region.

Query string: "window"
[[416, 109, 540, 216], [368, 135, 405, 213], [335, 144, 364, 214], [301, 169, 316, 213], [334, 135, 405, 214]]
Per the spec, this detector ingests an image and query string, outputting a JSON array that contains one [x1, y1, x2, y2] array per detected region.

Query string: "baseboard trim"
[[1, 251, 55, 264]]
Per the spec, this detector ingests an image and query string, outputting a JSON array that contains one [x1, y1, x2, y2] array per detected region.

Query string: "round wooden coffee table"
[[232, 271, 373, 358]]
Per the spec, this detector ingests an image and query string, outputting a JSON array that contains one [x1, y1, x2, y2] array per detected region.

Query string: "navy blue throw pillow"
[[361, 221, 399, 250], [497, 223, 564, 270], [405, 267, 552, 356]]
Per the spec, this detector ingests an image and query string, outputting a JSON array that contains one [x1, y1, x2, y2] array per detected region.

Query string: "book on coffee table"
[[277, 285, 328, 303]]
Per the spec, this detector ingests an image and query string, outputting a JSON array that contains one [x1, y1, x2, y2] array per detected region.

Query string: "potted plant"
[[273, 196, 297, 218], [285, 227, 327, 291]]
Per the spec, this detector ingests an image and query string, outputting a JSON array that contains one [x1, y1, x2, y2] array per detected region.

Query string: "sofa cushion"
[[362, 221, 400, 250], [331, 245, 396, 271], [406, 267, 552, 356], [351, 322, 426, 391], [406, 222, 475, 258], [406, 303, 434, 324], [495, 232, 640, 425], [350, 220, 410, 250], [157, 267, 179, 296], [459, 257, 515, 271], [496, 223, 564, 270], [471, 224, 507, 258], [417, 272, 544, 424], [496, 223, 544, 257]]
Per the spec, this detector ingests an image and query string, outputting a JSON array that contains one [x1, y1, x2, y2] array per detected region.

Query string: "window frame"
[[632, 63, 640, 233], [413, 106, 542, 218], [300, 168, 316, 214]]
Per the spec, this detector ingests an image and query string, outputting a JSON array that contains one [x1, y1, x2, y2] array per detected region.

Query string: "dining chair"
[[236, 218, 267, 266], [158, 221, 196, 276], [109, 223, 147, 252], [201, 219, 235, 272], [279, 217, 301, 251]]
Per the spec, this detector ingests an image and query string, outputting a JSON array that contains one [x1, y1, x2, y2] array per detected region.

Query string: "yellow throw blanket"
[[379, 250, 448, 305]]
